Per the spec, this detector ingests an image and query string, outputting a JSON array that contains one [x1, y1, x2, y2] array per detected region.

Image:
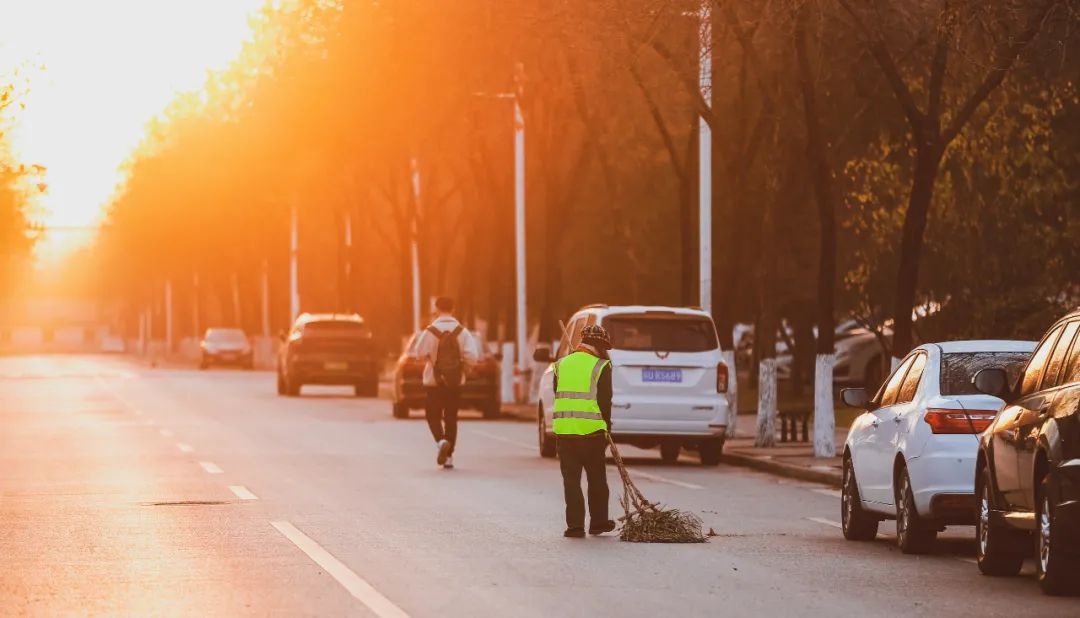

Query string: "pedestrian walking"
[[553, 324, 616, 538], [413, 296, 479, 469]]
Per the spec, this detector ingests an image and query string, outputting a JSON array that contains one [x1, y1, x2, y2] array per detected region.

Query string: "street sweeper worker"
[[553, 323, 617, 538]]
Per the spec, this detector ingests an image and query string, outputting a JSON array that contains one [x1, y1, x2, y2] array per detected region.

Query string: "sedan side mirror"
[[533, 347, 552, 364], [841, 387, 870, 409], [973, 368, 1009, 400]]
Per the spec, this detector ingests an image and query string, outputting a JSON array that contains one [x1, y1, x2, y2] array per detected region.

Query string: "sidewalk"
[[502, 404, 844, 488], [723, 420, 845, 488]]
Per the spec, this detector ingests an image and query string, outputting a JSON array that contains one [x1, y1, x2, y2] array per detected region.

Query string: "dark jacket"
[[552, 349, 613, 434]]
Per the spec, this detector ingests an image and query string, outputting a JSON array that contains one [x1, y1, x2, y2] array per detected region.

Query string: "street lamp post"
[[409, 156, 422, 334], [697, 0, 712, 314]]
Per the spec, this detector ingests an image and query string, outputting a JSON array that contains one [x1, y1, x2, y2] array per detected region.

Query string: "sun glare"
[[0, 0, 264, 264]]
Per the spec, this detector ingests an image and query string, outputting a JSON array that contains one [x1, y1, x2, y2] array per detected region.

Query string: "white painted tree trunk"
[[813, 353, 836, 457], [721, 349, 738, 437], [755, 358, 777, 447]]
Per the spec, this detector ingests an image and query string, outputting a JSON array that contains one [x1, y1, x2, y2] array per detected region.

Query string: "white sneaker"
[[443, 456, 454, 469], [436, 439, 451, 466]]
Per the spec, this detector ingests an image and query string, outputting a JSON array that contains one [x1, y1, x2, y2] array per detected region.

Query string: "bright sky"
[[0, 0, 263, 264]]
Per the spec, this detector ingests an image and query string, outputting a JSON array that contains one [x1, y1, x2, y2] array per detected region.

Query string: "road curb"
[[720, 450, 842, 488]]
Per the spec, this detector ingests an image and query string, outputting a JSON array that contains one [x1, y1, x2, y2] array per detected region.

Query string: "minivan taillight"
[[924, 409, 997, 434], [717, 362, 729, 394]]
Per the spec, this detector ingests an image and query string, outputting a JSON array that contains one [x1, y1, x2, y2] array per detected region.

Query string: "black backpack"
[[428, 325, 465, 386]]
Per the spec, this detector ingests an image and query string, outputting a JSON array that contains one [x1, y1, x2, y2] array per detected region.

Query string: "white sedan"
[[839, 340, 1034, 554]]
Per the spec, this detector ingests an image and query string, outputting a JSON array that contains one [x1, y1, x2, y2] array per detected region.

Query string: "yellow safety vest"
[[553, 351, 609, 435]]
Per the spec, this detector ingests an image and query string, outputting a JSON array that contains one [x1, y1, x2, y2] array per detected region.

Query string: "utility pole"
[[698, 0, 712, 313], [343, 210, 353, 312], [192, 272, 200, 339], [261, 260, 271, 338], [164, 279, 173, 355], [409, 156, 422, 334], [289, 194, 300, 322], [513, 62, 528, 403]]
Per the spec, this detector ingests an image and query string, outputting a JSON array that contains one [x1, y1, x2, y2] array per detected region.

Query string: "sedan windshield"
[[206, 329, 247, 343], [941, 352, 1030, 395], [604, 315, 718, 352]]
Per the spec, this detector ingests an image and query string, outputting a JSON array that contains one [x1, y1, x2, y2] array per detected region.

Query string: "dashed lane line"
[[472, 429, 534, 450], [228, 485, 258, 500], [198, 461, 223, 474], [810, 488, 842, 499], [177, 443, 193, 453], [806, 516, 842, 529], [271, 521, 409, 618]]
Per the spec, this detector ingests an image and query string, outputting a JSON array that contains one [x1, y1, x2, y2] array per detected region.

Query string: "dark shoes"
[[589, 520, 617, 535], [564, 527, 586, 538]]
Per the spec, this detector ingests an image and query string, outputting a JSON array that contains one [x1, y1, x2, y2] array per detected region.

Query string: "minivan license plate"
[[642, 368, 682, 383]]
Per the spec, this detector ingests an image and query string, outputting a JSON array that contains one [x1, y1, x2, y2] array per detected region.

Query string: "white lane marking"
[[806, 516, 842, 529], [198, 461, 223, 474], [177, 443, 193, 453], [271, 521, 409, 618], [472, 429, 534, 450], [811, 488, 842, 498], [160, 429, 174, 438], [228, 485, 258, 500], [954, 557, 978, 565], [628, 469, 703, 490]]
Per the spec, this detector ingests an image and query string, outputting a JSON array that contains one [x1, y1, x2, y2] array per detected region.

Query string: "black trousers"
[[557, 434, 609, 529], [425, 385, 460, 455]]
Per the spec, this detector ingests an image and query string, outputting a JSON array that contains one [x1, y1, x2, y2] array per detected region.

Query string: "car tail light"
[[924, 409, 997, 434], [717, 362, 729, 394]]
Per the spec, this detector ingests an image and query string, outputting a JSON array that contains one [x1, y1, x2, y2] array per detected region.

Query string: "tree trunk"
[[891, 145, 942, 360], [793, 2, 839, 457], [754, 176, 779, 448]]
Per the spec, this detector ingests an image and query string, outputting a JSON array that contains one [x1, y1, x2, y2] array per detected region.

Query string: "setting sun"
[[0, 0, 263, 262]]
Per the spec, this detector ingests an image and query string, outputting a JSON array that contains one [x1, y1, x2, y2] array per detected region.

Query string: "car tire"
[[538, 407, 556, 459], [1037, 475, 1077, 595], [896, 466, 937, 554], [699, 439, 723, 466], [482, 400, 501, 420], [354, 378, 378, 398], [392, 401, 409, 419], [976, 468, 1025, 576], [660, 442, 680, 464], [842, 455, 879, 541]]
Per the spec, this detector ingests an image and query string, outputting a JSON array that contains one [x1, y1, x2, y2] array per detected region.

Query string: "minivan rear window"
[[302, 321, 370, 338], [941, 352, 1030, 396], [604, 315, 718, 352]]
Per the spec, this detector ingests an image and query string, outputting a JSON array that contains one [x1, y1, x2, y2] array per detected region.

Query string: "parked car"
[[972, 310, 1080, 595], [777, 321, 893, 390], [839, 340, 1034, 554], [534, 305, 730, 466], [391, 329, 501, 419], [276, 313, 379, 397], [199, 327, 254, 369]]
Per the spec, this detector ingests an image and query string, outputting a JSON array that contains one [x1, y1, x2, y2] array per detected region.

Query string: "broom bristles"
[[606, 434, 706, 543]]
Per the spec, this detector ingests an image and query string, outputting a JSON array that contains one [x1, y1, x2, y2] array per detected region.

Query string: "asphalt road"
[[2, 355, 1076, 617]]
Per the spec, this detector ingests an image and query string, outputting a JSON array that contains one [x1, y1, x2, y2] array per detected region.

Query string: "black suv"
[[276, 313, 379, 397], [972, 310, 1080, 595]]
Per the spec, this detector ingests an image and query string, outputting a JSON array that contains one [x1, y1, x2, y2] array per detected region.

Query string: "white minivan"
[[533, 305, 730, 465]]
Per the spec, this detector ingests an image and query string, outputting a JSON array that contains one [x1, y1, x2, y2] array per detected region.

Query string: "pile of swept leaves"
[[607, 434, 706, 543]]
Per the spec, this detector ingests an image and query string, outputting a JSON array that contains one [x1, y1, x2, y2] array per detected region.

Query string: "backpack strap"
[[451, 325, 464, 337], [426, 325, 444, 338]]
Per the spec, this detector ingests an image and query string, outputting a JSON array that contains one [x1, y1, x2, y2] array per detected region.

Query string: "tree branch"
[[836, 0, 925, 130], [940, 0, 1060, 145], [629, 62, 687, 182]]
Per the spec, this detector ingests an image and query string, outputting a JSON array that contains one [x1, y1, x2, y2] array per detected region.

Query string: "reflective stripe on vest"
[[552, 351, 609, 435]]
